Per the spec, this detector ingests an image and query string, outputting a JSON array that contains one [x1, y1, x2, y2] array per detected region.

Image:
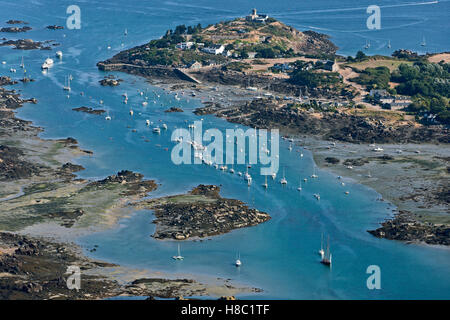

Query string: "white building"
[[176, 42, 194, 50], [246, 9, 269, 23], [202, 44, 225, 55]]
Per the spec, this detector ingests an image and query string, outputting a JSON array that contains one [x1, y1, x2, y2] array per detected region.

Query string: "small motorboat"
[[41, 58, 54, 70]]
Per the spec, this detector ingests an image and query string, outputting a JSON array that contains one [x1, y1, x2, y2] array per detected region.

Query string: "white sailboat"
[[244, 167, 252, 186], [311, 166, 318, 179], [262, 175, 268, 189], [235, 252, 242, 267], [63, 75, 71, 91], [387, 40, 391, 49], [319, 233, 325, 259], [20, 56, 25, 68], [421, 36, 426, 47], [320, 236, 332, 267], [172, 244, 184, 260], [280, 168, 287, 185], [297, 178, 302, 191], [244, 167, 252, 182]]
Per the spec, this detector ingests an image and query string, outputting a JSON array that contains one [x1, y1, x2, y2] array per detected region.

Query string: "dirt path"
[[337, 65, 383, 110]]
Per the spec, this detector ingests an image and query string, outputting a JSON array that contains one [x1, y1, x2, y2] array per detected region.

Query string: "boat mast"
[[321, 233, 324, 252], [326, 236, 330, 260]]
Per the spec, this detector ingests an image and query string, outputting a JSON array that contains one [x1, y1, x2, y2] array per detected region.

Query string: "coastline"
[[111, 73, 449, 246], [0, 79, 262, 299]]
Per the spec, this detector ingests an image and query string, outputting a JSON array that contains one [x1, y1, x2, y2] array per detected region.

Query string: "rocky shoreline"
[[194, 96, 448, 246], [0, 78, 265, 298], [95, 10, 447, 248], [96, 62, 450, 247], [0, 231, 250, 299], [194, 98, 449, 144], [368, 210, 450, 246], [0, 231, 120, 299], [133, 185, 271, 240]]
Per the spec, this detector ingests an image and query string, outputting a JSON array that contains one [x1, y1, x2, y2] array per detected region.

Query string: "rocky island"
[[6, 20, 28, 25], [99, 75, 123, 86], [0, 39, 57, 50], [0, 26, 32, 33], [46, 25, 64, 30], [72, 106, 106, 115], [97, 10, 337, 97], [133, 185, 271, 240]]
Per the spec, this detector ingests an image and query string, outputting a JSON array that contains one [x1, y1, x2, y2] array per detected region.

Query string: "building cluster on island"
[[175, 9, 269, 59], [368, 89, 412, 111], [173, 9, 338, 75], [173, 9, 280, 69]]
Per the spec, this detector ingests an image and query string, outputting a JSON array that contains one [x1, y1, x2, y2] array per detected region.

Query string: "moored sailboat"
[[172, 244, 184, 260], [319, 233, 325, 259], [235, 252, 242, 267], [320, 236, 332, 267]]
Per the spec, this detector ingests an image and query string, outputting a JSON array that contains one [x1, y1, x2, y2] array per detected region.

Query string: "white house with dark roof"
[[202, 44, 225, 55], [176, 42, 194, 50]]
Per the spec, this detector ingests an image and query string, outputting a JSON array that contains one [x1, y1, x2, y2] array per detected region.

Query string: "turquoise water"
[[1, 0, 449, 299]]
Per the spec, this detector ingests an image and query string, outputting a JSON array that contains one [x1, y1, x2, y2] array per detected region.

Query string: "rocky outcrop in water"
[[0, 26, 31, 33], [135, 185, 271, 240], [72, 106, 106, 115], [0, 76, 17, 86], [99, 75, 123, 86], [0, 38, 56, 50], [6, 20, 28, 25], [165, 107, 184, 113], [46, 25, 64, 30]]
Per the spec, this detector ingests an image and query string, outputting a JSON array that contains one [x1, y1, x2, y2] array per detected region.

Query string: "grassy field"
[[347, 58, 413, 72]]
